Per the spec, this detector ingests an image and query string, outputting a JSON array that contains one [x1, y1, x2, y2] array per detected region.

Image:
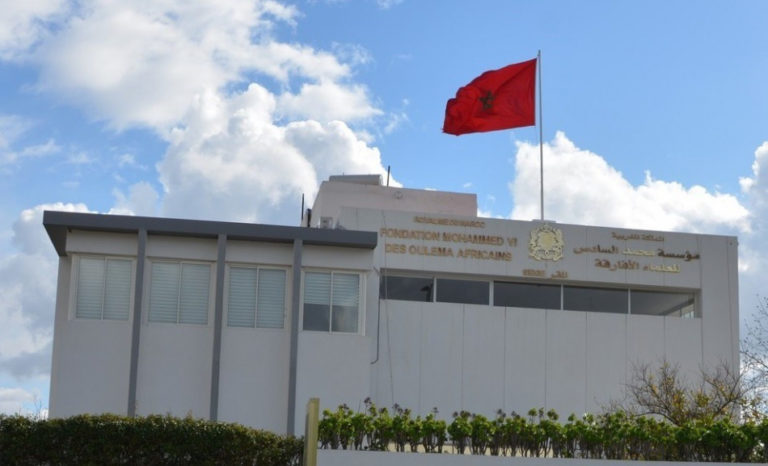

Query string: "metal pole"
[[538, 50, 544, 221], [303, 398, 319, 466]]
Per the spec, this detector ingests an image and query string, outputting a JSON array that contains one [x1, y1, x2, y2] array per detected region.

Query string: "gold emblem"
[[529, 224, 564, 261]]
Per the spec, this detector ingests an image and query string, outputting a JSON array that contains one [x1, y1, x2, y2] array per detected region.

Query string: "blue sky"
[[0, 0, 767, 415]]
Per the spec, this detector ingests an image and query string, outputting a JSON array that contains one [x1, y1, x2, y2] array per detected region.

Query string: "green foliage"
[[0, 413, 302, 465], [317, 402, 768, 461]]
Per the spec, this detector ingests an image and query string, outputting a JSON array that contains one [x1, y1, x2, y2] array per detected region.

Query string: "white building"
[[44, 175, 739, 435]]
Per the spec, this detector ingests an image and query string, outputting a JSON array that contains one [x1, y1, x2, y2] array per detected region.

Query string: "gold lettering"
[[385, 243, 406, 254], [413, 216, 485, 228], [523, 268, 546, 277], [612, 231, 665, 242]]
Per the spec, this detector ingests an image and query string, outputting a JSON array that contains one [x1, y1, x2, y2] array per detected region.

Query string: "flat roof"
[[43, 211, 378, 257]]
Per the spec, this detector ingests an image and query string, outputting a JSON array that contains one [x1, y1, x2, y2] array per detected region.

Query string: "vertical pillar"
[[287, 239, 303, 434], [127, 229, 147, 417], [210, 234, 227, 420]]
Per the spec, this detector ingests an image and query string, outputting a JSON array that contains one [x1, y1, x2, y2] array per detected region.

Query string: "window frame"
[[628, 288, 698, 318], [146, 258, 214, 326], [379, 273, 436, 303], [224, 263, 289, 330], [435, 277, 491, 305], [70, 254, 135, 322], [301, 269, 365, 334]]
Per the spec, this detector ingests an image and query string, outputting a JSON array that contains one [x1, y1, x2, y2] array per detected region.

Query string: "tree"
[[623, 360, 752, 425], [741, 295, 768, 418]]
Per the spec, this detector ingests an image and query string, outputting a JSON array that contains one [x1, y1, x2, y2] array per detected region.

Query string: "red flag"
[[443, 58, 536, 135]]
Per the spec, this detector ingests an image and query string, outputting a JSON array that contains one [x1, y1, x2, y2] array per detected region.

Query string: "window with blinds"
[[75, 257, 132, 320], [303, 271, 360, 333], [148, 261, 211, 325], [227, 266, 286, 329]]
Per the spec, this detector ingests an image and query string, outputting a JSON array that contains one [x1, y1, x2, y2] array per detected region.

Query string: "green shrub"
[[0, 414, 302, 465], [316, 402, 768, 461]]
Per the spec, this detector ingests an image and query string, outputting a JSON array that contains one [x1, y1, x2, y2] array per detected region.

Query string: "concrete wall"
[[218, 240, 293, 432], [49, 232, 137, 418], [371, 300, 705, 420], [48, 201, 738, 435], [317, 450, 747, 466], [356, 209, 734, 419], [310, 180, 477, 228], [50, 228, 376, 434]]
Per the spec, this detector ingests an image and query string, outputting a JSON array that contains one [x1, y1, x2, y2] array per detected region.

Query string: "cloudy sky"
[[1, 0, 767, 415]]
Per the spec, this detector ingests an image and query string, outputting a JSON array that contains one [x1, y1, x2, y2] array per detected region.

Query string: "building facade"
[[45, 175, 739, 434]]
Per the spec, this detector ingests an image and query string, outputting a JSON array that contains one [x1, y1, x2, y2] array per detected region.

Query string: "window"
[[227, 267, 286, 328], [631, 290, 696, 318], [564, 286, 628, 314], [303, 271, 360, 333], [75, 257, 132, 320], [494, 281, 560, 309], [436, 278, 489, 305], [149, 261, 211, 325], [379, 275, 433, 302]]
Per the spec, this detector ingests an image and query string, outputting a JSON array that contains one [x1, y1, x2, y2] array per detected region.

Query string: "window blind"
[[149, 262, 180, 323], [227, 267, 257, 327], [103, 259, 131, 320], [76, 258, 105, 319], [179, 263, 210, 325], [332, 273, 359, 333], [256, 269, 285, 328]]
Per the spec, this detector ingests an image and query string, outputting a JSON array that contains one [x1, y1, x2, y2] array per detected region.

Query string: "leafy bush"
[[0, 413, 302, 465], [317, 402, 768, 461]]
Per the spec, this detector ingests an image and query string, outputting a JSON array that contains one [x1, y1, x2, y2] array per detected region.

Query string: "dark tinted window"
[[564, 286, 627, 314], [436, 279, 489, 305], [380, 276, 433, 302], [494, 282, 560, 309], [631, 290, 696, 317]]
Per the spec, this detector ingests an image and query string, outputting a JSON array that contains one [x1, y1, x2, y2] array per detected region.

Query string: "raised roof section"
[[309, 175, 477, 228]]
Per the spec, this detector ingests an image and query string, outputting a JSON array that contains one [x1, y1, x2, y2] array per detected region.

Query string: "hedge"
[[319, 401, 768, 462], [0, 414, 302, 465]]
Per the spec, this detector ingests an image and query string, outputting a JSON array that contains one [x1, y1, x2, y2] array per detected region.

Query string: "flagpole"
[[538, 50, 544, 221]]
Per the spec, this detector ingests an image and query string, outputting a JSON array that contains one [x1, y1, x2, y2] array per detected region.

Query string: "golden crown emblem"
[[528, 224, 564, 262]]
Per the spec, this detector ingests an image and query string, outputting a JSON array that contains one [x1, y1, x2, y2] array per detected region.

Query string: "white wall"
[[371, 301, 710, 421], [49, 257, 133, 418], [218, 240, 293, 431], [311, 181, 477, 228], [344, 207, 737, 420], [49, 232, 138, 418], [318, 450, 748, 466], [135, 324, 213, 418], [218, 328, 290, 431], [295, 332, 371, 434]]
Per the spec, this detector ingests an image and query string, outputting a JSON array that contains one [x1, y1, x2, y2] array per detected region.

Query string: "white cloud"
[[0, 115, 60, 168], [510, 131, 751, 234], [277, 81, 381, 122], [509, 134, 768, 330], [32, 0, 366, 133], [0, 203, 91, 379], [331, 42, 373, 67], [376, 0, 404, 9], [66, 151, 93, 165], [0, 114, 32, 148], [158, 84, 390, 224], [110, 182, 160, 216], [740, 142, 768, 211], [0, 387, 35, 415], [735, 141, 768, 321], [0, 0, 66, 60], [117, 153, 139, 169]]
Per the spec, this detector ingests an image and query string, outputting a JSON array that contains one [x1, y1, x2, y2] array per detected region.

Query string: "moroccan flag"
[[443, 58, 537, 135]]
